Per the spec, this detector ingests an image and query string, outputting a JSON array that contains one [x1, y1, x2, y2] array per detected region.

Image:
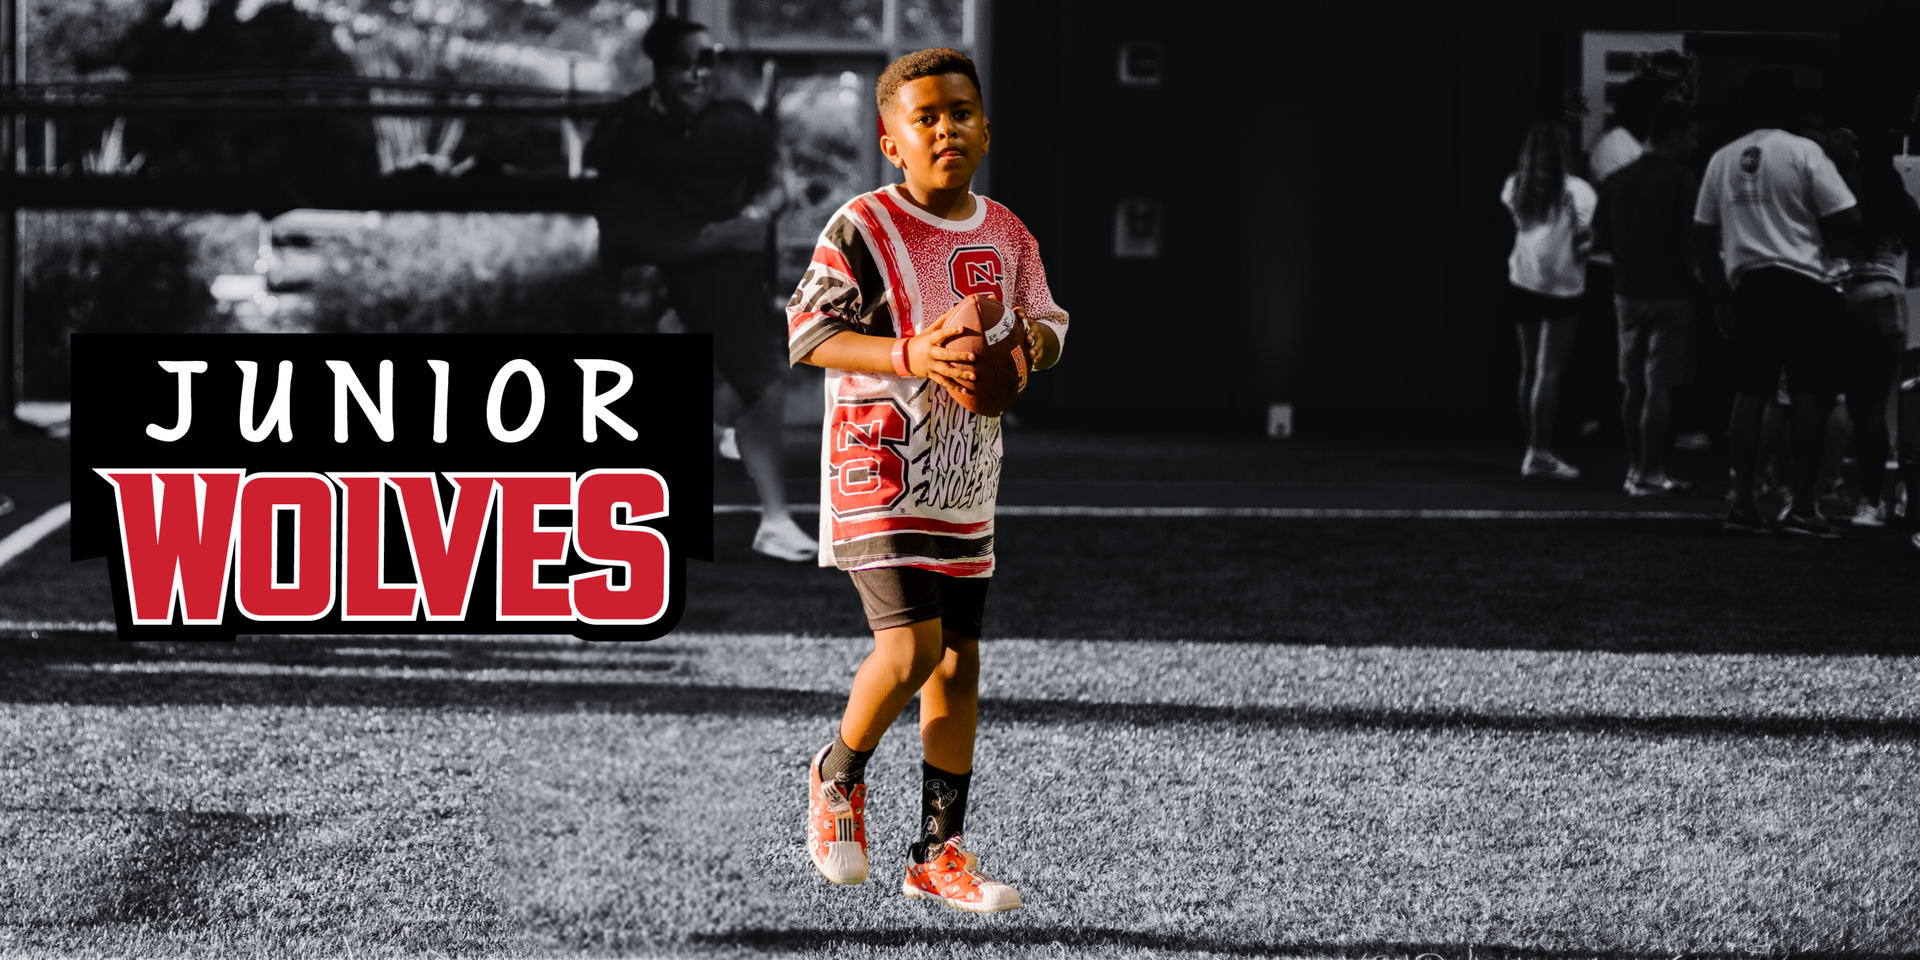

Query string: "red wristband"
[[891, 337, 913, 377]]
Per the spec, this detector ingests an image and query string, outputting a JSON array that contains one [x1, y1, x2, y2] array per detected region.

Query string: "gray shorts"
[[1615, 296, 1694, 389]]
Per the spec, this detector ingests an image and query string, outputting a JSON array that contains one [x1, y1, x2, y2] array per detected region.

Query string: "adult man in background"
[[588, 14, 817, 561], [1693, 70, 1859, 537], [1597, 100, 1700, 496]]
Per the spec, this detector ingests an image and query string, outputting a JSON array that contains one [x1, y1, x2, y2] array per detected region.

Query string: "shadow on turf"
[[690, 929, 1920, 960], [3, 635, 1914, 741], [22, 807, 288, 927], [690, 514, 1920, 656]]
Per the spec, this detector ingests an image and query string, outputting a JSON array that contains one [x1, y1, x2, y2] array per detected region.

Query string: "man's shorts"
[[1615, 296, 1693, 389], [1729, 267, 1846, 401], [657, 253, 785, 406], [600, 238, 784, 406], [848, 567, 990, 639]]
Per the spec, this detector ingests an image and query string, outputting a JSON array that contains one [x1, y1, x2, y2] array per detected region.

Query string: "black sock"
[[818, 734, 873, 787], [909, 761, 971, 863]]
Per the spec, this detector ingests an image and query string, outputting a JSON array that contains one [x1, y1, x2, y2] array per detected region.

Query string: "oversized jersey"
[[787, 185, 1069, 576]]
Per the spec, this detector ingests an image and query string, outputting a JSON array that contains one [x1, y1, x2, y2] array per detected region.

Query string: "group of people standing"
[[1502, 62, 1920, 547]]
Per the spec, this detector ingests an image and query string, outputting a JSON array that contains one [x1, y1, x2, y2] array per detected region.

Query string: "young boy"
[[786, 47, 1068, 913]]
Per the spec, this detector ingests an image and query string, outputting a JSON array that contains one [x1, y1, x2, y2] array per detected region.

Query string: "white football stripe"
[[0, 501, 73, 572], [715, 504, 1714, 520]]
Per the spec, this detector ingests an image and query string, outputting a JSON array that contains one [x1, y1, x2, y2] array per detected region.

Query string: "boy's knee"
[[903, 624, 949, 681], [934, 635, 979, 679], [870, 622, 948, 685]]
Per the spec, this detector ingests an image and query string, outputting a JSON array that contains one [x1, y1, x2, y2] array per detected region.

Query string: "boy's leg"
[[808, 619, 945, 886], [810, 569, 952, 886], [897, 577, 1019, 913], [918, 632, 979, 775], [914, 630, 979, 861], [841, 619, 949, 750]]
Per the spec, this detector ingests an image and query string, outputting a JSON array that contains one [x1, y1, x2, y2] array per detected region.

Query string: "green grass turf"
[[2, 633, 1916, 958], [1, 508, 1915, 956]]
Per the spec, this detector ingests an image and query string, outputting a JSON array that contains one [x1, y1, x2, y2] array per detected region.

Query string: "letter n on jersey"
[[948, 246, 1006, 301]]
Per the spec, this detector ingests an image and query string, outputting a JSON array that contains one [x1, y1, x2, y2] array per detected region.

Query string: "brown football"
[[934, 294, 1029, 418]]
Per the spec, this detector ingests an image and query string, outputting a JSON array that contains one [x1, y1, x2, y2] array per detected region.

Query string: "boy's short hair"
[[1646, 100, 1692, 143], [876, 48, 982, 117], [642, 14, 707, 65]]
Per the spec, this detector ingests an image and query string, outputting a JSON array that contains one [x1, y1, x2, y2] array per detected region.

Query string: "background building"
[[7, 0, 1920, 435]]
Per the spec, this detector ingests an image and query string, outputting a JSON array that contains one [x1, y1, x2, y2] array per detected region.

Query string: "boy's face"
[[881, 73, 989, 193]]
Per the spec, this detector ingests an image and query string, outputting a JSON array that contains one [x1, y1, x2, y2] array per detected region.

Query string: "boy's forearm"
[[800, 330, 898, 374], [1031, 322, 1061, 370]]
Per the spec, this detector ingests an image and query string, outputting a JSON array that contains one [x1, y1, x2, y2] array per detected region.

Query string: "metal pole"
[[0, 0, 19, 435]]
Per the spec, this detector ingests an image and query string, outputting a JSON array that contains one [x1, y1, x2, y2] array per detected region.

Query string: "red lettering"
[[494, 474, 575, 620], [391, 474, 496, 621], [331, 474, 418, 620], [235, 473, 336, 621], [98, 470, 242, 625], [570, 469, 669, 624]]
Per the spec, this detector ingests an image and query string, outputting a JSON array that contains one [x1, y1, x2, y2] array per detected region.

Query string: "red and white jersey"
[[787, 185, 1069, 576]]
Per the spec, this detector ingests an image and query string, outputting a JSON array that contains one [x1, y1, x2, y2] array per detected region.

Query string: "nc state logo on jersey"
[[948, 246, 1006, 301]]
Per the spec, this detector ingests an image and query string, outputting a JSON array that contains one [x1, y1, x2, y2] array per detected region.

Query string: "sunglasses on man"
[[665, 44, 728, 72]]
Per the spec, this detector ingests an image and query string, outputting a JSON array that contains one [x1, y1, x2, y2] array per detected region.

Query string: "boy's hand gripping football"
[[1013, 306, 1047, 370], [907, 317, 978, 394]]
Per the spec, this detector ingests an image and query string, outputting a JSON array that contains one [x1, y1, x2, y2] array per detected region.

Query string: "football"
[[933, 294, 1030, 418]]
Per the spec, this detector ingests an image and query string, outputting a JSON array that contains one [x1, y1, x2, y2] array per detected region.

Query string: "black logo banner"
[[70, 334, 714, 642]]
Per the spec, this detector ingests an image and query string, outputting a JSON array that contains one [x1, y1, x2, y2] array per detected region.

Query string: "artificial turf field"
[[1, 433, 1916, 958]]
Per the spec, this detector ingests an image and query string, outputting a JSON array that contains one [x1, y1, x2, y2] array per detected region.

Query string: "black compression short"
[[848, 567, 990, 638]]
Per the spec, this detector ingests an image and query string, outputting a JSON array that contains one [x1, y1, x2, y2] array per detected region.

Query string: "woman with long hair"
[[1823, 128, 1920, 529], [1502, 120, 1597, 479]]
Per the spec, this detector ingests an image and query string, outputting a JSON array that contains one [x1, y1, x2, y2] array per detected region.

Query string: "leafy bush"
[[23, 211, 231, 401], [302, 213, 604, 334]]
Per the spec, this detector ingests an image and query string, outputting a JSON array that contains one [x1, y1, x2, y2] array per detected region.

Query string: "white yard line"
[[713, 503, 1714, 520], [0, 619, 115, 633], [0, 501, 72, 572]]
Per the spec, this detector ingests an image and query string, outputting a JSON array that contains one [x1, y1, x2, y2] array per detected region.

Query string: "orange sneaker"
[[900, 836, 1021, 913], [806, 745, 868, 884]]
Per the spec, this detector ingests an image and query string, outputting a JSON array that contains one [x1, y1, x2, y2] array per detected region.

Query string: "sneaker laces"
[[937, 838, 986, 884], [819, 780, 847, 809]]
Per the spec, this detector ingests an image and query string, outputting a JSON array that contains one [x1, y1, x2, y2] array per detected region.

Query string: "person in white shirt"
[[1692, 70, 1859, 537], [1589, 76, 1658, 186], [1590, 125, 1645, 187], [1502, 120, 1596, 480]]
